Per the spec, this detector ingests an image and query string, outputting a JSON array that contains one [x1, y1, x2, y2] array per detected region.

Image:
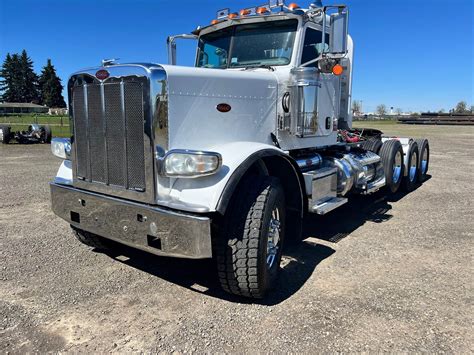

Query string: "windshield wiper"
[[241, 64, 275, 72]]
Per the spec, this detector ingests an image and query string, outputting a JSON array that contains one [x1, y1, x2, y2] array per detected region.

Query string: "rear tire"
[[71, 226, 109, 250], [0, 125, 11, 144], [215, 176, 285, 299], [402, 142, 419, 192], [362, 138, 382, 154], [415, 139, 430, 182], [379, 139, 405, 194], [41, 125, 52, 143]]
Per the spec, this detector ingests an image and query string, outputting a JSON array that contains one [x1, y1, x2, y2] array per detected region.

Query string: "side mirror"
[[329, 7, 348, 55]]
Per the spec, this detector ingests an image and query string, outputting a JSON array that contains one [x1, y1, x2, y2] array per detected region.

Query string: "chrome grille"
[[73, 80, 146, 191]]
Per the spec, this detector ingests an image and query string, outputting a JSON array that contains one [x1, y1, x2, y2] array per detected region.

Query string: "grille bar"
[[73, 80, 146, 192]]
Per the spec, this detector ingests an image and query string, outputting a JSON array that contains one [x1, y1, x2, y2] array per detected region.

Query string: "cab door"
[[299, 25, 339, 137]]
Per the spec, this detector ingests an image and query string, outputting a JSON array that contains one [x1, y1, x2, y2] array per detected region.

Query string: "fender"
[[156, 142, 305, 214]]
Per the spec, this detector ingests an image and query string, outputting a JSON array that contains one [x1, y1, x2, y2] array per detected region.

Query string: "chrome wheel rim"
[[421, 148, 428, 175], [393, 151, 402, 184], [266, 207, 281, 269], [409, 151, 418, 182]]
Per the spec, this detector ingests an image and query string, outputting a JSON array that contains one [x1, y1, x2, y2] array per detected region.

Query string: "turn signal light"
[[240, 9, 251, 16], [332, 64, 344, 76], [228, 12, 238, 19], [288, 3, 300, 10]]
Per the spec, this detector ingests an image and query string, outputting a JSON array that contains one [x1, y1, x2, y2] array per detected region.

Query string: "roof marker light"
[[239, 8, 252, 16], [211, 19, 219, 25], [288, 3, 300, 10], [228, 12, 238, 19], [256, 6, 270, 14]]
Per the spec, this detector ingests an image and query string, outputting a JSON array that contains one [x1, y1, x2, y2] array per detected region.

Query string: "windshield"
[[196, 20, 298, 69]]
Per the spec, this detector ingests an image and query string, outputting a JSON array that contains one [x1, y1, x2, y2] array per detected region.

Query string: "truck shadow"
[[102, 178, 429, 304]]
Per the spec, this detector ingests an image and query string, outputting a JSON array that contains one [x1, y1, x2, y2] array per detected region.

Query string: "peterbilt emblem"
[[216, 103, 231, 113], [95, 69, 110, 80]]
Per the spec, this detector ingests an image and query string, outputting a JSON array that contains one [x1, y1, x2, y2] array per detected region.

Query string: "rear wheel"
[[0, 125, 11, 144], [41, 125, 52, 143], [71, 226, 110, 250], [402, 142, 419, 192], [362, 138, 382, 154], [379, 139, 405, 194], [215, 176, 285, 299], [415, 139, 430, 182]]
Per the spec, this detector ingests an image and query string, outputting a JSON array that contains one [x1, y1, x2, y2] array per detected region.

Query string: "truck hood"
[[160, 65, 279, 151]]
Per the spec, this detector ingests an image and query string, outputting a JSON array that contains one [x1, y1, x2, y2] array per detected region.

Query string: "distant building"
[[49, 107, 68, 115], [0, 102, 49, 114]]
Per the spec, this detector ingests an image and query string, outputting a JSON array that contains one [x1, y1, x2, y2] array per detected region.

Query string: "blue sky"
[[0, 0, 472, 112]]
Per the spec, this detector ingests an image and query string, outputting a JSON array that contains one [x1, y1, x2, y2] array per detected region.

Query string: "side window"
[[301, 28, 329, 67], [197, 28, 232, 68]]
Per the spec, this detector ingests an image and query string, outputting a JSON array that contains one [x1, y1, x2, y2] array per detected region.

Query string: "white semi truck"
[[50, 1, 430, 298]]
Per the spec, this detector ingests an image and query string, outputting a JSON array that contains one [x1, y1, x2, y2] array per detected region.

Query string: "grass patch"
[[0, 115, 69, 126]]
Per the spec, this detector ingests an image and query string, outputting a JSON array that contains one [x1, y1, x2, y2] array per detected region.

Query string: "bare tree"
[[376, 104, 387, 117], [454, 101, 468, 113], [470, 105, 474, 113], [395, 108, 403, 115], [352, 100, 362, 116], [438, 108, 445, 114]]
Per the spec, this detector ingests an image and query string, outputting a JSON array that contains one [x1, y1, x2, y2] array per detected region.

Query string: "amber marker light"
[[240, 9, 251, 16], [228, 12, 238, 19], [211, 19, 219, 25], [256, 7, 269, 14], [288, 3, 300, 10], [332, 64, 344, 76]]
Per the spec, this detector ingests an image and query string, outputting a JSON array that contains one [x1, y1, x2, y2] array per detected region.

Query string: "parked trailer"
[[49, 1, 430, 299], [0, 124, 52, 144]]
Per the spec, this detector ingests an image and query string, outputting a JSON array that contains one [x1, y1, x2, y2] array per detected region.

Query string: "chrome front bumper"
[[50, 183, 212, 259]]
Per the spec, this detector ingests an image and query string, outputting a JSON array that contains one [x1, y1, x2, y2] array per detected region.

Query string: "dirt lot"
[[0, 123, 472, 353]]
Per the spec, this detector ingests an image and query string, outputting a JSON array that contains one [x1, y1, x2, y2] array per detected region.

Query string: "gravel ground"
[[0, 124, 473, 353]]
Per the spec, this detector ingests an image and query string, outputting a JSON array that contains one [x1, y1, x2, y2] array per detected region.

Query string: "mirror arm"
[[167, 34, 198, 65]]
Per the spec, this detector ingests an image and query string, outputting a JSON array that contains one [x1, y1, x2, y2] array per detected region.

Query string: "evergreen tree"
[[39, 59, 66, 108], [0, 53, 20, 102], [0, 50, 40, 103], [18, 49, 40, 103]]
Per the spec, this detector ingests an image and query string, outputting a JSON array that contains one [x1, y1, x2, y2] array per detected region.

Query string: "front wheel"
[[215, 176, 285, 299]]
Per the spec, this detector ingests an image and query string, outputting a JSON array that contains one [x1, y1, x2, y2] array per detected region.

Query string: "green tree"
[[39, 59, 66, 108], [0, 50, 40, 103], [0, 53, 20, 102], [18, 50, 40, 103]]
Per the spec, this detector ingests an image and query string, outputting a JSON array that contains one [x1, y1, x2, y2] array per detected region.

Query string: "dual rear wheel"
[[379, 138, 430, 194]]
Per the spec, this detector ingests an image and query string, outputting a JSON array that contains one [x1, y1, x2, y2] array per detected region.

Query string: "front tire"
[[215, 176, 285, 299], [71, 226, 110, 250]]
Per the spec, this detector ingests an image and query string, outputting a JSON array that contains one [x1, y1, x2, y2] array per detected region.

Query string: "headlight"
[[51, 138, 71, 159], [161, 150, 222, 178]]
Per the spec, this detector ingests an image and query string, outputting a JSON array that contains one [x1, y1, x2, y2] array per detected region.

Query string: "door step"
[[310, 197, 348, 215]]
